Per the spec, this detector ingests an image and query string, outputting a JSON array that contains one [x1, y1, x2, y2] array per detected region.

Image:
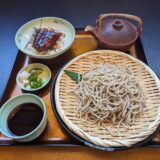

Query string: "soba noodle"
[[73, 64, 145, 135]]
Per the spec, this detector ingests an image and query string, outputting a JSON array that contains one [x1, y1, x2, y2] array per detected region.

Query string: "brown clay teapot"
[[85, 13, 142, 51]]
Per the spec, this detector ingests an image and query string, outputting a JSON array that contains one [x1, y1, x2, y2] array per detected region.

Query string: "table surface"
[[0, 0, 160, 159], [0, 147, 160, 160]]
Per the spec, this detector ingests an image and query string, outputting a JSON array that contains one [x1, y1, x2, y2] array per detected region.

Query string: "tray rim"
[[51, 50, 160, 151]]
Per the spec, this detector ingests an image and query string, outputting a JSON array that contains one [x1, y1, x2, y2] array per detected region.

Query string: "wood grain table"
[[0, 147, 160, 160]]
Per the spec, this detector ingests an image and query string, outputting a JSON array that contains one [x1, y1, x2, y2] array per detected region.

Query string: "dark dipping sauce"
[[7, 103, 43, 136]]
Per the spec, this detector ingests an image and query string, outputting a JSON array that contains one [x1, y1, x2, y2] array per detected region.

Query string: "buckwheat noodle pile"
[[73, 64, 146, 135]]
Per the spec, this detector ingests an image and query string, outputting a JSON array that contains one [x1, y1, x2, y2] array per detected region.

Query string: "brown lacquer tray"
[[0, 30, 160, 148]]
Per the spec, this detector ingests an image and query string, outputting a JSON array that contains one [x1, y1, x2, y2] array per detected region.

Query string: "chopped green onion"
[[28, 73, 44, 89]]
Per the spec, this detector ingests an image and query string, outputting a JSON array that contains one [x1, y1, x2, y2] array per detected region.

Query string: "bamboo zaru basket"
[[54, 50, 160, 148]]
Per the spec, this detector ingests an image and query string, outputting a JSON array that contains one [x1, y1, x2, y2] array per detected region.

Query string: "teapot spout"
[[84, 25, 98, 38]]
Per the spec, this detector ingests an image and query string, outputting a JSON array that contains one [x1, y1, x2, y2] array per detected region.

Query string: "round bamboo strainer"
[[54, 50, 160, 148]]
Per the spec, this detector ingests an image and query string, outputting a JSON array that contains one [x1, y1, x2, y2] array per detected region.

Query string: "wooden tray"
[[0, 30, 160, 147]]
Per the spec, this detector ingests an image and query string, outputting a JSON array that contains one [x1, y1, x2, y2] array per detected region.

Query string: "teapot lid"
[[97, 19, 138, 45]]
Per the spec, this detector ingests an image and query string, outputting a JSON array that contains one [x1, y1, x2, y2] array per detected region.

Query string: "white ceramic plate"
[[16, 63, 51, 91], [15, 17, 75, 59]]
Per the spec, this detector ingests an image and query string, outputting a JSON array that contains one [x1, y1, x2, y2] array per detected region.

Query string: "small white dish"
[[15, 17, 75, 59], [16, 63, 51, 91]]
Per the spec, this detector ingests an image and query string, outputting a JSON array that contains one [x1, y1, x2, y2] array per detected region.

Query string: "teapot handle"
[[97, 13, 142, 34]]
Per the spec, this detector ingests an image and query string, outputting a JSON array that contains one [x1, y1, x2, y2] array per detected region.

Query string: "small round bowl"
[[16, 63, 51, 91], [15, 17, 75, 59], [0, 94, 47, 142]]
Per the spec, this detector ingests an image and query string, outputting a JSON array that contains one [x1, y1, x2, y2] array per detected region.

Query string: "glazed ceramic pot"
[[85, 13, 142, 51]]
